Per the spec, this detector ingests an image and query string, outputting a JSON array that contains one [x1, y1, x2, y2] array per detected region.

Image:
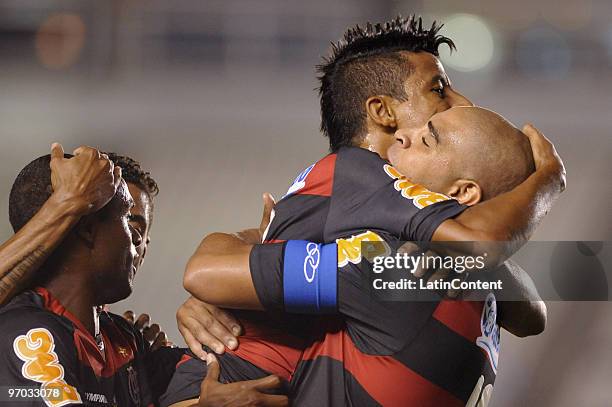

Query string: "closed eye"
[[422, 136, 430, 147]]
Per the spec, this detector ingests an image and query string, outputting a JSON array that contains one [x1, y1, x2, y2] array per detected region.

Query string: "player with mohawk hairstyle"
[[318, 15, 456, 153], [167, 13, 564, 407]]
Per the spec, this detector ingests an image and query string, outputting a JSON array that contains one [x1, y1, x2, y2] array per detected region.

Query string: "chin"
[[95, 277, 133, 305], [103, 284, 133, 305]]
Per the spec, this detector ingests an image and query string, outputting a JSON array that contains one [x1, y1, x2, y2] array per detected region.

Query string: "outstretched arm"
[[432, 124, 566, 267], [0, 144, 120, 305]]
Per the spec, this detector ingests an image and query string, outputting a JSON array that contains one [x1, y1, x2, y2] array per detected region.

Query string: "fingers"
[[413, 249, 435, 278], [113, 165, 122, 190], [150, 331, 167, 352], [179, 327, 208, 360], [143, 323, 161, 343], [250, 375, 283, 391], [204, 354, 221, 383], [72, 145, 99, 158], [183, 315, 227, 354], [123, 310, 135, 324], [257, 394, 289, 407], [134, 313, 150, 331], [179, 299, 238, 351], [50, 143, 65, 161], [206, 302, 242, 337], [259, 192, 276, 235], [522, 123, 544, 140]]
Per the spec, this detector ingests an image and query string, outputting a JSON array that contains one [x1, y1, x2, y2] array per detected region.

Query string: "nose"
[[448, 89, 474, 107], [394, 130, 411, 149]]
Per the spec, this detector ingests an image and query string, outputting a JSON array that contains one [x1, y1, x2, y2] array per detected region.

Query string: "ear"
[[74, 215, 97, 249], [365, 95, 397, 129], [446, 179, 482, 206]]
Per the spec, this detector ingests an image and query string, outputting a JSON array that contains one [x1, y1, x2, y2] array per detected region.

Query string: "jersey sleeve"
[[249, 242, 286, 311], [0, 309, 84, 407], [249, 235, 439, 353], [326, 147, 467, 242]]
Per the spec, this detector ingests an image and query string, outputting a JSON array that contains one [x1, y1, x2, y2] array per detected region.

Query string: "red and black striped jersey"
[[251, 232, 500, 406], [0, 288, 184, 407], [250, 147, 498, 406], [161, 146, 471, 406]]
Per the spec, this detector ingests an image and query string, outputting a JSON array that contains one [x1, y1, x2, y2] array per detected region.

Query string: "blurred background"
[[0, 0, 610, 405]]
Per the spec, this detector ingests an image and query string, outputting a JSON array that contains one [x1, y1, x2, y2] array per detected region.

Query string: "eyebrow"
[[427, 121, 440, 145], [430, 74, 448, 87]]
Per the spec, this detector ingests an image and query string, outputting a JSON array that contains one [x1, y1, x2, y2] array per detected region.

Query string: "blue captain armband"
[[283, 240, 338, 314]]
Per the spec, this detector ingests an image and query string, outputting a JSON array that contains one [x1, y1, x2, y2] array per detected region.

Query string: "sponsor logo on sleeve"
[[13, 328, 82, 406], [336, 231, 391, 268], [476, 293, 501, 374], [383, 164, 451, 208], [303, 242, 321, 283]]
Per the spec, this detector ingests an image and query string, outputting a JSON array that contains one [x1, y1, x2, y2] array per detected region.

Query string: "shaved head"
[[388, 106, 535, 202], [446, 107, 535, 200]]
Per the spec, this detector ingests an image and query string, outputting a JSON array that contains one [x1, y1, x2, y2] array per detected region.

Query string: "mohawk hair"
[[317, 15, 455, 151]]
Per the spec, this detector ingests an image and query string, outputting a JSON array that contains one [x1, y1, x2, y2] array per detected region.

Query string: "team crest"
[[476, 293, 501, 374], [127, 365, 141, 405]]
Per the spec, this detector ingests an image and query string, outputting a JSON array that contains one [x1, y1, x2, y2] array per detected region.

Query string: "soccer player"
[[0, 150, 288, 407], [0, 153, 162, 406], [173, 14, 554, 364], [163, 16, 562, 406], [0, 145, 121, 306], [181, 106, 562, 406]]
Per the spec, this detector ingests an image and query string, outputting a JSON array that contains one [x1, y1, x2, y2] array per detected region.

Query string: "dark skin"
[[178, 52, 562, 352], [42, 180, 140, 335], [121, 182, 170, 351], [119, 184, 287, 407], [0, 150, 286, 406], [183, 106, 559, 329], [0, 144, 121, 306]]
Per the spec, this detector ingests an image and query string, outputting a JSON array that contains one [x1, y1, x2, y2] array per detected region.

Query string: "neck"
[[44, 266, 98, 335]]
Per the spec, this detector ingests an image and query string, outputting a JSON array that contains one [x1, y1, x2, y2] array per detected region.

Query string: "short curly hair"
[[318, 15, 455, 151], [106, 153, 159, 199]]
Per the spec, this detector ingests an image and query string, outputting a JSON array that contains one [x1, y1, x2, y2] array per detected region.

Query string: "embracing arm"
[[492, 260, 547, 337], [0, 144, 120, 305], [184, 233, 261, 310], [432, 124, 566, 267]]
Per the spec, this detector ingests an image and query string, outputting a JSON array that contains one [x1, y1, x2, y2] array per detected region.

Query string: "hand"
[[522, 124, 566, 192], [50, 143, 122, 216], [177, 297, 242, 360], [235, 193, 275, 244], [123, 310, 171, 351], [199, 354, 288, 407]]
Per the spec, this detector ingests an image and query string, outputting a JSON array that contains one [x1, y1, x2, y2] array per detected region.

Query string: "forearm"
[[488, 260, 546, 337], [184, 233, 263, 310], [433, 169, 563, 267], [0, 194, 82, 305]]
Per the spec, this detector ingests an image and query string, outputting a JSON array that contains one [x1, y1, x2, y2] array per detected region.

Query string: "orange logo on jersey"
[[337, 231, 390, 268], [13, 328, 82, 406], [383, 164, 451, 208]]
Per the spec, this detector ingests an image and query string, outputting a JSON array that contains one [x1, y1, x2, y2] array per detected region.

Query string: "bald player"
[[179, 106, 557, 406]]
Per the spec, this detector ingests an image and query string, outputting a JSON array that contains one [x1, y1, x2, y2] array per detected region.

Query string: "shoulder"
[[0, 291, 72, 345]]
